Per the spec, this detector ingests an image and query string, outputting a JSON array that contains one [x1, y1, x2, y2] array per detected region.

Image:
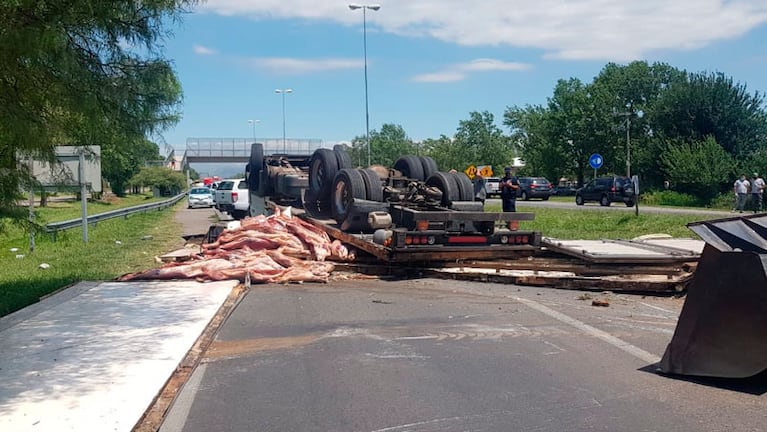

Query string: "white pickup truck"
[[214, 178, 250, 220]]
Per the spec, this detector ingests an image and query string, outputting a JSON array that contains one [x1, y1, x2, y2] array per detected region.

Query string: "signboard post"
[[588, 153, 603, 179], [632, 174, 640, 216]]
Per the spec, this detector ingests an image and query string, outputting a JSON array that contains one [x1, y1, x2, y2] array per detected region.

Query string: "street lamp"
[[275, 88, 293, 153], [615, 111, 633, 178], [349, 3, 380, 167], [247, 119, 260, 144]]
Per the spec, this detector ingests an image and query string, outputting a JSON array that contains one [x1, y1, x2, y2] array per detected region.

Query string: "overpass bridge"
[[177, 137, 326, 171]]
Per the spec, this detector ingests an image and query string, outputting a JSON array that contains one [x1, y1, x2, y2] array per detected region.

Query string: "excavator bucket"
[[659, 215, 767, 378]]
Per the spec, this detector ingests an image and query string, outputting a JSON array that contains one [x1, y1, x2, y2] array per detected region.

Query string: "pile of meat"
[[119, 207, 353, 284]]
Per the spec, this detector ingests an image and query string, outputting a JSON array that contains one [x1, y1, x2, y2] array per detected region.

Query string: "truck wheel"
[[449, 171, 474, 201], [309, 148, 339, 200], [360, 168, 384, 202], [332, 168, 367, 224], [426, 172, 459, 207], [420, 156, 439, 180], [248, 143, 264, 191], [257, 170, 273, 197], [394, 155, 425, 181], [335, 148, 353, 170]]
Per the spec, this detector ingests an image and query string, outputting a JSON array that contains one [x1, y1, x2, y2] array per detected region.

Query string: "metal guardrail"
[[44, 192, 186, 241]]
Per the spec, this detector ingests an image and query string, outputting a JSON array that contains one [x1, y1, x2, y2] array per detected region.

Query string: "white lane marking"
[[159, 363, 207, 432], [640, 302, 676, 315], [513, 296, 661, 364]]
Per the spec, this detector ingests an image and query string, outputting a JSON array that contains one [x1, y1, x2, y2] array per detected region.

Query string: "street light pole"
[[616, 111, 632, 178], [248, 119, 260, 144], [349, 3, 380, 167], [275, 89, 292, 153]]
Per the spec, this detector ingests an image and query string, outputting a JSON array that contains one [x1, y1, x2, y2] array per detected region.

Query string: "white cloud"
[[193, 45, 217, 56], [200, 0, 767, 60], [412, 71, 467, 83], [245, 57, 363, 74], [412, 59, 532, 83]]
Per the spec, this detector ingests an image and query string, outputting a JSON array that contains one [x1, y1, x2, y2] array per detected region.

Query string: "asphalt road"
[[160, 278, 766, 432]]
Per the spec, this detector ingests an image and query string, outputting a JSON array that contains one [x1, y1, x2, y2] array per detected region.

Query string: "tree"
[[102, 138, 163, 196], [128, 166, 186, 196], [354, 124, 417, 168], [454, 111, 514, 173], [660, 136, 735, 202], [0, 1, 193, 225], [651, 72, 767, 160], [421, 135, 463, 172]]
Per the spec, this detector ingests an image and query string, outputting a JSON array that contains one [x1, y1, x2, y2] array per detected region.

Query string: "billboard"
[[29, 146, 102, 192]]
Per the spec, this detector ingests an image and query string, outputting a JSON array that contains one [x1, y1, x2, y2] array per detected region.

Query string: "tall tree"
[[454, 111, 514, 174], [355, 124, 416, 168], [421, 135, 463, 172], [0, 1, 192, 222], [651, 72, 767, 160]]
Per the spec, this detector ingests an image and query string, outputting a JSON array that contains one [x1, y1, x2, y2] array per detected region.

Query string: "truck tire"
[[420, 156, 439, 180], [248, 143, 264, 191], [360, 168, 383, 202], [257, 170, 273, 197], [309, 148, 339, 200], [332, 168, 367, 224], [335, 148, 353, 170], [426, 172, 459, 207], [394, 155, 425, 181], [449, 171, 474, 201]]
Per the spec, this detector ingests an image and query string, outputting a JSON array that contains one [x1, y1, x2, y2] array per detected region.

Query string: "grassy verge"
[[486, 203, 705, 239], [0, 197, 184, 317], [28, 193, 168, 223]]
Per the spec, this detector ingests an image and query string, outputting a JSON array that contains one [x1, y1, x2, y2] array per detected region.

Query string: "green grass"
[[486, 203, 706, 239], [30, 193, 166, 223], [0, 197, 184, 317]]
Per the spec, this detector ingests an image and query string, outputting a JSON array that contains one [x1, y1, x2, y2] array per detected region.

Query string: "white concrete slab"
[[0, 280, 237, 432]]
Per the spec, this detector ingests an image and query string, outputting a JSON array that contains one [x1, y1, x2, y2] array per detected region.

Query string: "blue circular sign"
[[589, 153, 603, 169]]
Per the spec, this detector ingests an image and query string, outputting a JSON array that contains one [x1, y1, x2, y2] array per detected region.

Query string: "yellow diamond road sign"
[[464, 165, 477, 179], [478, 165, 494, 177]]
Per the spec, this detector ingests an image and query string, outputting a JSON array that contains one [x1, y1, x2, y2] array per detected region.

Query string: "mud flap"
[[660, 216, 767, 378]]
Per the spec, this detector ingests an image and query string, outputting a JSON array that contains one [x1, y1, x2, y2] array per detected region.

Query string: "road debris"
[[118, 207, 353, 284], [591, 299, 610, 307]]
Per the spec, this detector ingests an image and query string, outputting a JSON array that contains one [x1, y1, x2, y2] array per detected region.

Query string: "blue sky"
[[160, 0, 767, 157]]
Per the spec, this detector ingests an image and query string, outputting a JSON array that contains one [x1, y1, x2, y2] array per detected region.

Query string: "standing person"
[[473, 173, 487, 205], [500, 166, 519, 212], [733, 174, 750, 213], [751, 173, 765, 213]]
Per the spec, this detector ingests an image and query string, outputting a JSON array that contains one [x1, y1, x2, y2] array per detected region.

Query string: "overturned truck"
[[245, 144, 539, 262]]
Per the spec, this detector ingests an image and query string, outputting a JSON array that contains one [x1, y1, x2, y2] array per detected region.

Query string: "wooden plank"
[[439, 258, 696, 277]]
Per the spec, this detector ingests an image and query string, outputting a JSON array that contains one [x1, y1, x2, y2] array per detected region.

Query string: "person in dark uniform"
[[500, 166, 519, 212]]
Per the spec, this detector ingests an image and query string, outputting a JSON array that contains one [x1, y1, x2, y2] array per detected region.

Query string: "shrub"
[[640, 190, 702, 207]]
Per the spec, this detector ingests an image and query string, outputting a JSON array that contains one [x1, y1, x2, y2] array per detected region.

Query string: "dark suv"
[[575, 176, 635, 206], [517, 177, 553, 200]]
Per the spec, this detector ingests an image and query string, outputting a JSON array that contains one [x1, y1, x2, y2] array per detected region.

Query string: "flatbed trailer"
[[302, 213, 541, 263]]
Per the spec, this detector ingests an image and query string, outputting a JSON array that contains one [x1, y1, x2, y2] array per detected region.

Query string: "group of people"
[[472, 166, 520, 212], [733, 173, 765, 213]]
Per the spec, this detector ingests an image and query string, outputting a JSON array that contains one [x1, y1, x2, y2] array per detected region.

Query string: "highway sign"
[[589, 154, 603, 170]]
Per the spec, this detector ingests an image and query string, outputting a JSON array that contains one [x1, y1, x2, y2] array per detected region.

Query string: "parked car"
[[553, 183, 579, 196], [215, 178, 250, 219], [517, 177, 553, 200], [187, 187, 214, 209], [484, 177, 501, 198], [575, 176, 635, 206]]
